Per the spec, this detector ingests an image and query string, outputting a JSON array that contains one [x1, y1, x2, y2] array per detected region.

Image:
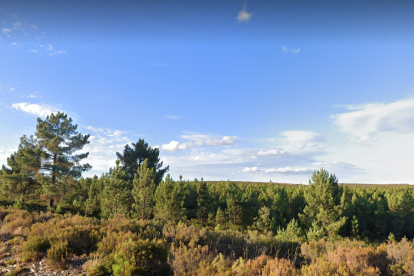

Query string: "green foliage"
[[46, 240, 70, 270], [299, 168, 346, 240], [112, 235, 170, 276], [132, 159, 156, 220], [154, 175, 187, 224], [100, 164, 132, 218], [36, 112, 91, 205], [22, 236, 51, 262], [0, 135, 43, 202], [116, 139, 169, 184], [276, 219, 303, 242]]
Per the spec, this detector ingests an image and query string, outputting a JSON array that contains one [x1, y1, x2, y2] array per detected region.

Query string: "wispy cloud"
[[159, 133, 238, 153], [236, 4, 252, 23], [46, 45, 67, 56], [282, 46, 300, 54], [280, 130, 325, 150], [257, 148, 287, 157], [205, 136, 237, 146], [166, 115, 180, 120], [83, 126, 132, 173], [12, 102, 58, 117], [332, 99, 414, 142], [2, 28, 12, 34], [242, 166, 313, 175]]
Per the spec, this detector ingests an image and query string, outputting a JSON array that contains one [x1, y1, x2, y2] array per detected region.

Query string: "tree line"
[[1, 112, 414, 243]]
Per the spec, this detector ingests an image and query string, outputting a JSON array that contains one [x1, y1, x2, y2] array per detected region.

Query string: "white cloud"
[[83, 126, 131, 173], [282, 46, 300, 53], [332, 99, 414, 141], [206, 136, 237, 146], [46, 45, 67, 56], [0, 146, 15, 166], [242, 166, 313, 175], [161, 141, 193, 152], [10, 42, 22, 47], [28, 49, 38, 54], [12, 102, 58, 117], [2, 28, 11, 34], [166, 115, 180, 119], [257, 148, 287, 156], [280, 130, 324, 150], [242, 166, 258, 173], [236, 4, 252, 23]]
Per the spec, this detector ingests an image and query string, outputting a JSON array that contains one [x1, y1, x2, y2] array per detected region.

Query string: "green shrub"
[[112, 234, 170, 276], [5, 259, 16, 265], [22, 236, 51, 262], [46, 240, 70, 270]]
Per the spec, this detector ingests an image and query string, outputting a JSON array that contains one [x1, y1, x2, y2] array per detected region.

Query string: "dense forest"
[[1, 113, 414, 275]]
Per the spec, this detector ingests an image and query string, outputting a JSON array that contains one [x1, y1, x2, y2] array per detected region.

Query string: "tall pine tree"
[[36, 112, 91, 206]]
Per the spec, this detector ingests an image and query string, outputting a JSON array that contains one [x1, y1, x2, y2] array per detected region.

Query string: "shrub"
[[262, 257, 298, 276], [22, 236, 51, 262], [46, 240, 70, 270], [112, 234, 170, 276], [83, 254, 113, 276], [386, 238, 414, 275], [168, 243, 213, 276]]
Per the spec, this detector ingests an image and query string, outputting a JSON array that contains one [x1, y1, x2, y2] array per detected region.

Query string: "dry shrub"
[[261, 257, 298, 276], [196, 253, 233, 276], [0, 208, 34, 235], [386, 238, 414, 275], [245, 255, 271, 275], [168, 243, 214, 276], [83, 254, 113, 276], [26, 214, 101, 255], [102, 215, 161, 240], [164, 223, 210, 248]]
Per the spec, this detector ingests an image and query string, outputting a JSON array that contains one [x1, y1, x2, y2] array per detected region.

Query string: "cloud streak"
[[242, 166, 313, 175], [332, 99, 414, 142], [283, 46, 300, 53], [12, 102, 58, 117]]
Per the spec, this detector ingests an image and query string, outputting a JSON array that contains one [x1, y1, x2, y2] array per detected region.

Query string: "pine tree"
[[35, 112, 91, 206], [132, 159, 156, 220], [116, 139, 169, 184], [153, 175, 187, 223], [100, 162, 132, 218], [299, 168, 346, 240], [0, 135, 43, 202], [197, 178, 210, 227]]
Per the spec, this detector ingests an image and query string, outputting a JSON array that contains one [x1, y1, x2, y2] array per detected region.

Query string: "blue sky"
[[1, 0, 414, 184]]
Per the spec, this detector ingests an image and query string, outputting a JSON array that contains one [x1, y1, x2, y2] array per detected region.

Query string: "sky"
[[1, 0, 414, 184]]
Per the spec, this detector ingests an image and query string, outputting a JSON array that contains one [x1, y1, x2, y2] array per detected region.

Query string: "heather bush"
[[22, 236, 50, 262], [261, 257, 298, 276], [168, 243, 213, 275], [46, 240, 70, 270], [112, 233, 170, 276], [386, 238, 414, 275]]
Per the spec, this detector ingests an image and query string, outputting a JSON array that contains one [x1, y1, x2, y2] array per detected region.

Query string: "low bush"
[[112, 234, 170, 276], [22, 236, 51, 262], [46, 240, 70, 270]]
